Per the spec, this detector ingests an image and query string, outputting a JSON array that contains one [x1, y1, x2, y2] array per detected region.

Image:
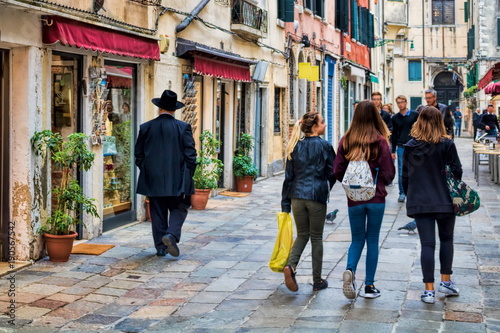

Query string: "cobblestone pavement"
[[1, 137, 499, 332]]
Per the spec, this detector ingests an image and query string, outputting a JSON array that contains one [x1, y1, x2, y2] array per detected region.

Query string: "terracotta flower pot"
[[191, 189, 211, 210], [235, 176, 254, 192], [44, 231, 78, 262]]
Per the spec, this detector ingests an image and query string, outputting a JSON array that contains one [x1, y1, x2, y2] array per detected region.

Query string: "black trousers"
[[149, 196, 190, 251], [415, 213, 455, 283]]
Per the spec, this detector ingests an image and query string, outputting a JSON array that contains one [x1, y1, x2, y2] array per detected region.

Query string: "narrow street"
[[1, 136, 499, 332]]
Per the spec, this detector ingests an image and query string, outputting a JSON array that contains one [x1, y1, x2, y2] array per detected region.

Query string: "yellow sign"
[[298, 63, 320, 81]]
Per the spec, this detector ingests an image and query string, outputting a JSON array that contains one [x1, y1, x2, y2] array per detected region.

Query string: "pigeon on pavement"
[[325, 209, 339, 224], [398, 220, 417, 234]]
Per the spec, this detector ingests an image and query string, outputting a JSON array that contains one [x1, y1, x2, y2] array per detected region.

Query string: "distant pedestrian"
[[334, 100, 395, 300], [135, 90, 197, 257], [453, 106, 462, 137], [472, 108, 482, 140], [382, 104, 393, 115], [282, 111, 336, 292], [372, 91, 393, 132], [391, 95, 419, 203], [480, 104, 500, 137], [424, 89, 454, 137], [402, 106, 462, 304]]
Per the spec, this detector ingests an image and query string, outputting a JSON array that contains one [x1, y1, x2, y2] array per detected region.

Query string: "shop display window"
[[101, 65, 135, 219]]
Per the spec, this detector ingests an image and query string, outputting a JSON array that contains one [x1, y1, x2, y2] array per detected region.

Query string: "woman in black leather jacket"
[[281, 111, 336, 292]]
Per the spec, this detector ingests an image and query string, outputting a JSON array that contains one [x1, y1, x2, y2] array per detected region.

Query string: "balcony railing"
[[231, 0, 268, 38]]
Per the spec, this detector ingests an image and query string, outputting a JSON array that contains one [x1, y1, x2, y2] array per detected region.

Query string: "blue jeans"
[[346, 203, 385, 285], [455, 121, 462, 136], [396, 146, 404, 195]]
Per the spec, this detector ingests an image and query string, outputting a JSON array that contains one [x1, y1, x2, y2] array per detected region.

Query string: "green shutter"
[[464, 1, 469, 23], [285, 0, 294, 22], [351, 0, 359, 40], [498, 19, 500, 46]]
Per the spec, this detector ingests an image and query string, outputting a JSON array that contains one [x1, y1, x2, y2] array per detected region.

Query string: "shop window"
[[408, 60, 422, 81], [274, 87, 283, 134], [100, 64, 135, 220], [432, 0, 455, 25]]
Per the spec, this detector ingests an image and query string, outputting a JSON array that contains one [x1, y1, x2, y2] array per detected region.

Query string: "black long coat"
[[135, 114, 197, 197]]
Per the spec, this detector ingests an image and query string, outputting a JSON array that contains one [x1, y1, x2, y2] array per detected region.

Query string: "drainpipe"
[[175, 0, 212, 33], [422, 0, 426, 89]]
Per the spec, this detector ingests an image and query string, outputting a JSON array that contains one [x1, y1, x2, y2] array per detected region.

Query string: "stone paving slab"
[[1, 138, 499, 332]]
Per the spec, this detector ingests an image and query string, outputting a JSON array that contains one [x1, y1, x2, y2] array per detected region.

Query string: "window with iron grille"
[[432, 0, 455, 25], [274, 88, 283, 134]]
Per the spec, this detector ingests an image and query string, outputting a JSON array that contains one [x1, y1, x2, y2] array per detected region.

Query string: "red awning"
[[478, 62, 500, 90], [193, 56, 251, 82], [43, 16, 160, 61], [484, 81, 500, 96]]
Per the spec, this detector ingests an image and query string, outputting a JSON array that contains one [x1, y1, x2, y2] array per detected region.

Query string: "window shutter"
[[409, 61, 422, 81], [351, 0, 359, 40], [368, 12, 375, 48], [284, 0, 294, 22], [464, 1, 469, 23], [336, 0, 349, 32], [467, 25, 475, 58], [498, 19, 500, 46]]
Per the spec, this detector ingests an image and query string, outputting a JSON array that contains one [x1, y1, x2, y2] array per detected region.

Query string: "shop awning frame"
[[176, 38, 258, 66], [176, 38, 257, 82], [43, 16, 160, 61]]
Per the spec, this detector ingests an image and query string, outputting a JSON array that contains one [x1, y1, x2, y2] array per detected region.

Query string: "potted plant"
[[191, 130, 223, 209], [233, 133, 259, 192], [31, 130, 99, 262]]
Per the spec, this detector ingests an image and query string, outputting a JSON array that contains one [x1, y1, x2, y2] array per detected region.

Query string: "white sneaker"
[[421, 290, 435, 304], [342, 270, 357, 300], [438, 281, 459, 296]]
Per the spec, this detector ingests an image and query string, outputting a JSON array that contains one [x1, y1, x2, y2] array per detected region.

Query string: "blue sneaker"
[[438, 281, 459, 296], [421, 290, 435, 304]]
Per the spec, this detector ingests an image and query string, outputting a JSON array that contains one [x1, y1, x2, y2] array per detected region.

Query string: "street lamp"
[[374, 37, 414, 50]]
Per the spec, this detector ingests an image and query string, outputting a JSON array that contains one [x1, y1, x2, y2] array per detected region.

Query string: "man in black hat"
[[135, 90, 197, 257]]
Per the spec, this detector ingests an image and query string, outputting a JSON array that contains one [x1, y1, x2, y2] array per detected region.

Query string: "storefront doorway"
[[102, 62, 136, 231], [215, 80, 226, 188], [0, 49, 9, 261], [51, 52, 83, 238]]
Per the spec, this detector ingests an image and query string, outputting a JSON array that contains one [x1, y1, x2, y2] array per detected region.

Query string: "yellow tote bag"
[[269, 212, 294, 273]]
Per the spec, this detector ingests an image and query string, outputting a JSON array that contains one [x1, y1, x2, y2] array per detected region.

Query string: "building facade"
[[1, 0, 289, 261], [386, 0, 468, 117]]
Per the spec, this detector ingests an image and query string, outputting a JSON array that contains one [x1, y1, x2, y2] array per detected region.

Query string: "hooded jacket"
[[281, 136, 336, 213], [402, 138, 462, 217]]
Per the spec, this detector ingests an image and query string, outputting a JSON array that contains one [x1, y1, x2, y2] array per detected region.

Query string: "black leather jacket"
[[281, 136, 336, 213]]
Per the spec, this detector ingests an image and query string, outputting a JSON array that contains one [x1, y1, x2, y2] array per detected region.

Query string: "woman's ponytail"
[[286, 120, 302, 160]]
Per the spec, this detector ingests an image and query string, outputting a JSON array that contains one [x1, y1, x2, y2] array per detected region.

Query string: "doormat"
[[219, 191, 251, 197], [71, 243, 115, 255]]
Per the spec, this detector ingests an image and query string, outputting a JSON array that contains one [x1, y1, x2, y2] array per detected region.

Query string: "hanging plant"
[[340, 75, 348, 89]]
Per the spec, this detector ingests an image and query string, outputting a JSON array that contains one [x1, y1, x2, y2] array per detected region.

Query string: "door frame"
[[102, 60, 138, 232], [1, 49, 10, 261]]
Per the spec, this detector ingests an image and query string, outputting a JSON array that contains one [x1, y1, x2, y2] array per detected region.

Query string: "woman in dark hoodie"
[[281, 111, 336, 292], [402, 106, 463, 304]]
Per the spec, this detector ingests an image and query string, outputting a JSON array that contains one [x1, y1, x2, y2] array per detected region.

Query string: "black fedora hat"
[[152, 90, 185, 111]]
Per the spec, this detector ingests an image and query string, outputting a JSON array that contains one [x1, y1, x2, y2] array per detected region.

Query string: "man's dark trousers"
[[149, 196, 190, 251]]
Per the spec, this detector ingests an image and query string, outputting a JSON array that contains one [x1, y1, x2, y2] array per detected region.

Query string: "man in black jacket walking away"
[[391, 95, 419, 203], [135, 90, 197, 257]]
